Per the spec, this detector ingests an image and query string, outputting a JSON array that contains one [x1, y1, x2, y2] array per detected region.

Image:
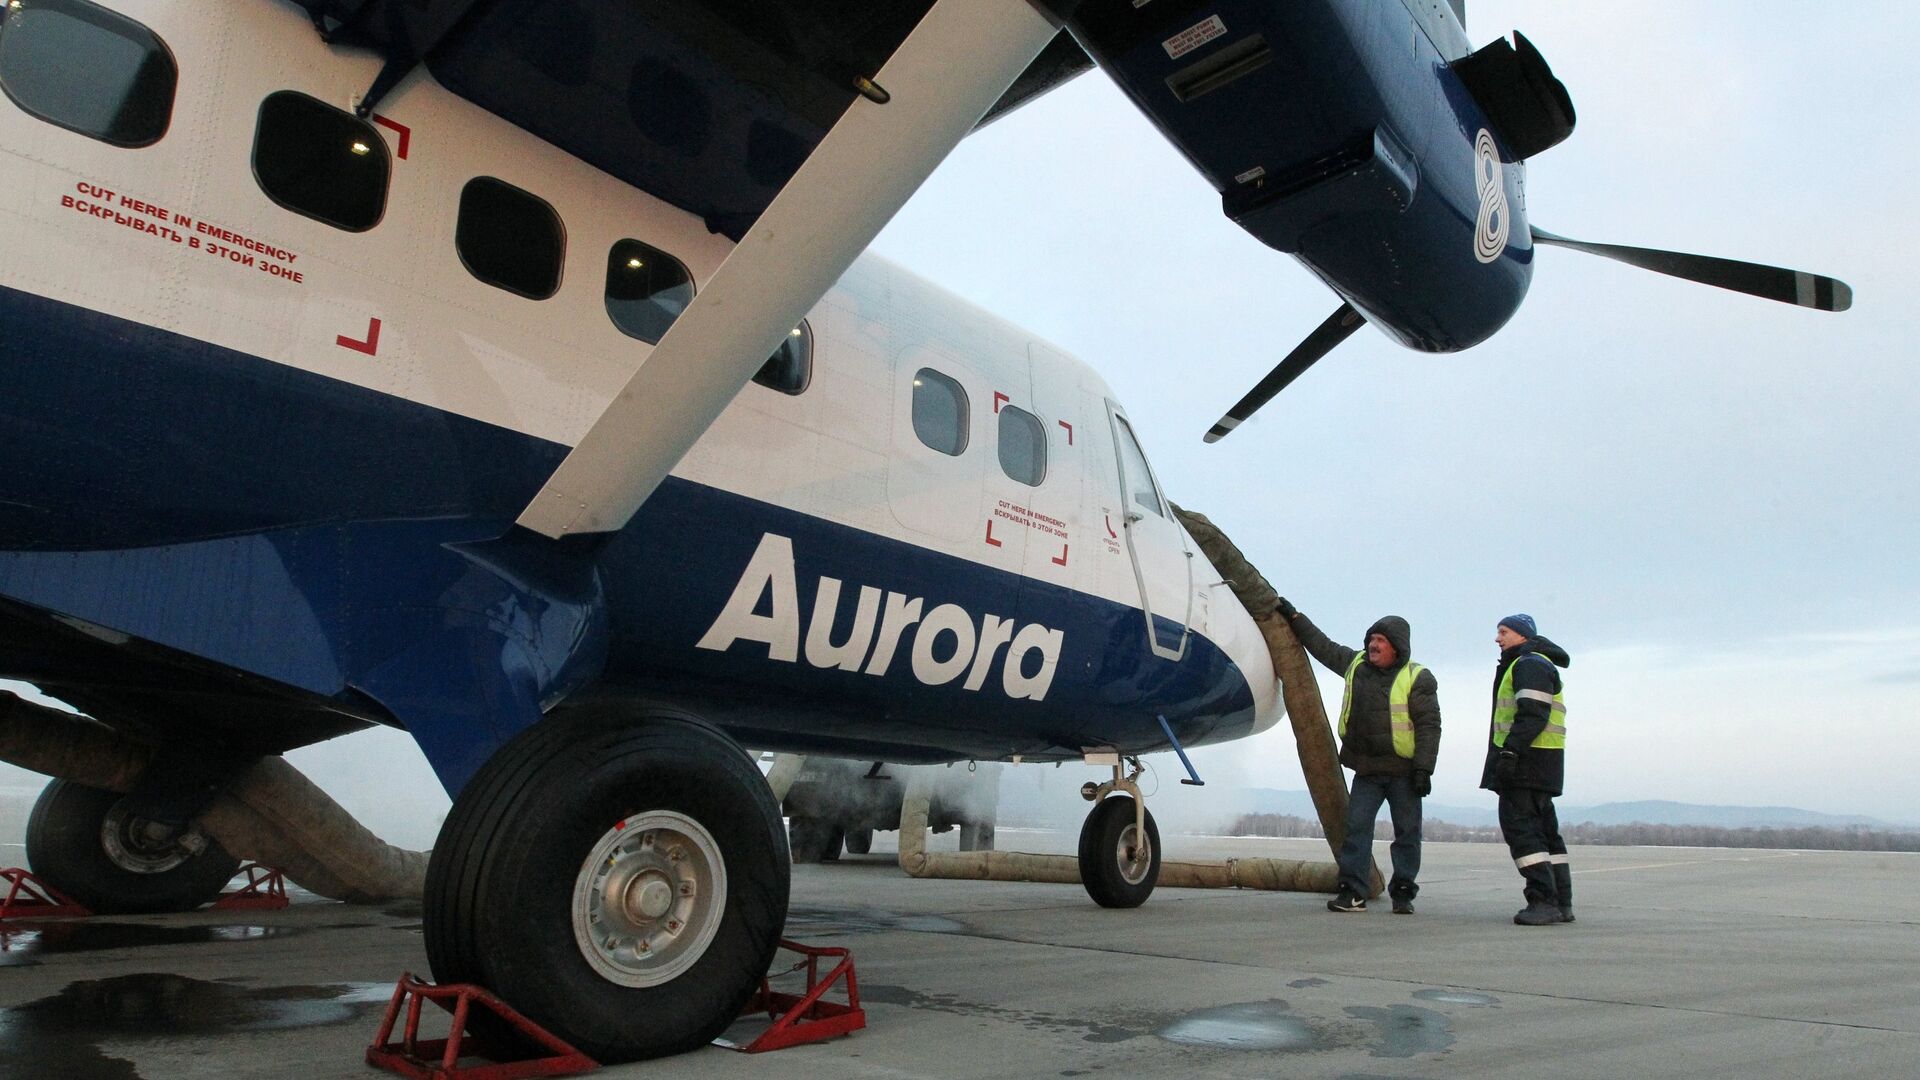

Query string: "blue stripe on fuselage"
[[0, 283, 1255, 774]]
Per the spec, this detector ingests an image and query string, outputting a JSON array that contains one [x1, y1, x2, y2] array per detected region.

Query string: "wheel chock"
[[211, 864, 290, 910], [0, 867, 91, 920], [364, 972, 599, 1080], [716, 939, 866, 1053]]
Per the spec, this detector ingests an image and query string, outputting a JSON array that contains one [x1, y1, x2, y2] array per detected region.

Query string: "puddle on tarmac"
[[1344, 1005, 1455, 1058], [0, 974, 392, 1079], [785, 906, 966, 935], [1157, 1001, 1325, 1052], [1413, 988, 1500, 1007], [0, 922, 302, 958], [1288, 977, 1330, 988]]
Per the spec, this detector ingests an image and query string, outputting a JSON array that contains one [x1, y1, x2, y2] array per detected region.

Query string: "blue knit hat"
[[1499, 613, 1537, 638]]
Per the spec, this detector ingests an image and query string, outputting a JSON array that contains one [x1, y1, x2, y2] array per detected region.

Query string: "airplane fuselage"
[[0, 0, 1280, 794]]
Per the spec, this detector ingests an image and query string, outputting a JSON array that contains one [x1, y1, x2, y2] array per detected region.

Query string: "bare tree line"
[[1229, 813, 1920, 853]]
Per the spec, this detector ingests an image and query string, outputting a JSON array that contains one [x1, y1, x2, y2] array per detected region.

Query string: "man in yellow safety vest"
[[1277, 598, 1440, 914], [1480, 613, 1574, 926]]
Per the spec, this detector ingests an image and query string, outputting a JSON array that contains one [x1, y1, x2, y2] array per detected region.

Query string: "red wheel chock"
[[718, 939, 866, 1053], [0, 867, 91, 920], [212, 864, 289, 910], [364, 973, 599, 1080]]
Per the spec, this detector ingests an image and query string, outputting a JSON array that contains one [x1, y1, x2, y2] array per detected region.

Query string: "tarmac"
[[1, 831, 1916, 1079]]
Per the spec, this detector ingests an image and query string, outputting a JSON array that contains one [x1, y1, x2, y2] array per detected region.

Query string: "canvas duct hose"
[[0, 691, 428, 902], [1171, 505, 1382, 895], [896, 794, 1338, 892]]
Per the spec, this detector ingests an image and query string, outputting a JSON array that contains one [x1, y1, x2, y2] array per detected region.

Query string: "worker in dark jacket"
[[1480, 614, 1574, 926], [1277, 598, 1440, 914]]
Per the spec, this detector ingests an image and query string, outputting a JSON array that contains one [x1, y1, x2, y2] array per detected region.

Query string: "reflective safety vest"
[[1493, 655, 1567, 750], [1339, 653, 1424, 759]]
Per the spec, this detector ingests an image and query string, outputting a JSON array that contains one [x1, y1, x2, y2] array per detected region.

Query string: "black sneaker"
[[1514, 899, 1562, 926], [1326, 889, 1367, 913], [1391, 896, 1415, 915], [1558, 905, 1575, 923]]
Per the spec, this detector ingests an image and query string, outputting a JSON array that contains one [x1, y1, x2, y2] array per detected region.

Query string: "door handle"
[[1125, 511, 1143, 524]]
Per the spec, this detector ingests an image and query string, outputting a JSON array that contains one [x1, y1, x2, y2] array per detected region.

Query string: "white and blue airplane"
[[0, 0, 1844, 1062]]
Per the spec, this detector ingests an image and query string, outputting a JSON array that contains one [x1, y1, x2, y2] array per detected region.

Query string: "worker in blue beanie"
[[1482, 614, 1575, 925]]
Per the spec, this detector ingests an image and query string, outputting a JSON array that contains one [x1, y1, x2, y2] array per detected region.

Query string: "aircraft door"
[[1106, 408, 1191, 660]]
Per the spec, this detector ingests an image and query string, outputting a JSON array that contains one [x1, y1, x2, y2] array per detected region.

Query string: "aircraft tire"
[[1077, 795, 1160, 909], [423, 709, 789, 1063], [843, 828, 873, 855], [23, 779, 240, 914]]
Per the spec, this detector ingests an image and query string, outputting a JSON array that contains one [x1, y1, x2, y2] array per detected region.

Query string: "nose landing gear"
[[1077, 756, 1161, 908]]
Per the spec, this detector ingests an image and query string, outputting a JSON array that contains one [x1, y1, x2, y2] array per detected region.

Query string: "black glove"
[[1412, 770, 1432, 797], [1275, 596, 1298, 620], [1492, 751, 1518, 785]]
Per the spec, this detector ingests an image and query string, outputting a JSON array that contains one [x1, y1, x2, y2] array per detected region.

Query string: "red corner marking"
[[992, 391, 1009, 414], [336, 317, 381, 356], [372, 114, 411, 160], [984, 519, 1003, 547], [1057, 419, 1073, 445], [1051, 544, 1069, 567], [1104, 514, 1118, 539]]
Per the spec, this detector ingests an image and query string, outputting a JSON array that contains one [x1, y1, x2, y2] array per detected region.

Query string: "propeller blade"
[[1530, 227, 1852, 312], [1204, 303, 1365, 443]]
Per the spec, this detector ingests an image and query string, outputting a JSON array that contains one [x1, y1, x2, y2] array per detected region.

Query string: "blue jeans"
[[1336, 773, 1422, 899]]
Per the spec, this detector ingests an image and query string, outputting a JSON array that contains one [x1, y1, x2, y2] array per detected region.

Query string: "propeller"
[[1530, 227, 1851, 312], [1203, 303, 1364, 443]]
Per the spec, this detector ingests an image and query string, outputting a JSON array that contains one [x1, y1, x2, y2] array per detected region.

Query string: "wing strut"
[[517, 0, 1060, 539]]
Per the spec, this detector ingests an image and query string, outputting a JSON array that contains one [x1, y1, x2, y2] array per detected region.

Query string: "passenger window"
[[998, 405, 1046, 487], [1113, 415, 1163, 518], [911, 369, 968, 457], [457, 177, 564, 299], [252, 91, 388, 231], [605, 239, 694, 343], [753, 321, 811, 396], [0, 0, 175, 148]]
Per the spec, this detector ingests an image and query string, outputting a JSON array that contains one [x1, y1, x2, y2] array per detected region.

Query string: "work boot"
[[1326, 889, 1367, 913], [1552, 862, 1574, 923], [1513, 898, 1562, 926], [1391, 896, 1415, 915]]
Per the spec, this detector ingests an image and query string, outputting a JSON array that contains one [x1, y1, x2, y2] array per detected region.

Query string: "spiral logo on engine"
[[1473, 129, 1508, 264]]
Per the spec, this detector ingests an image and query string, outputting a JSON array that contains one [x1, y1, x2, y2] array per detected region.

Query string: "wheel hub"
[[572, 810, 726, 988], [1115, 823, 1152, 886], [99, 801, 210, 875]]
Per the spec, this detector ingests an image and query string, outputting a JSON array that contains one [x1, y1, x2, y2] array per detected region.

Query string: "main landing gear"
[[423, 709, 789, 1063], [1077, 756, 1161, 908], [24, 778, 241, 914]]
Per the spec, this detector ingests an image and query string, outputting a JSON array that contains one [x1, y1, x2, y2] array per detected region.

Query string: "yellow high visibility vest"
[[1339, 653, 1423, 759], [1493, 655, 1567, 749]]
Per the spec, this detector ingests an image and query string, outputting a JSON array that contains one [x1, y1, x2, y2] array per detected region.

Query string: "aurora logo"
[[695, 533, 1064, 701]]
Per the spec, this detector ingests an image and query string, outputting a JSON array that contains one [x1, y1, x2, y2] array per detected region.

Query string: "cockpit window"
[[998, 404, 1046, 487], [253, 91, 389, 231], [0, 0, 175, 148], [911, 368, 968, 456], [1113, 414, 1163, 518], [457, 177, 564, 299], [753, 321, 811, 395], [605, 238, 694, 343]]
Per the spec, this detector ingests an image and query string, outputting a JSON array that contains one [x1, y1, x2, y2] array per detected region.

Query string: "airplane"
[[0, 0, 1847, 1065]]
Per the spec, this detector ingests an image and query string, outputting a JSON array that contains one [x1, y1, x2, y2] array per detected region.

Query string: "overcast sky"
[[864, 1, 1920, 821], [5, 3, 1914, 840]]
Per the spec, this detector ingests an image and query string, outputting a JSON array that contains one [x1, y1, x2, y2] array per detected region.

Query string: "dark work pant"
[[1337, 773, 1422, 899], [1498, 788, 1568, 904]]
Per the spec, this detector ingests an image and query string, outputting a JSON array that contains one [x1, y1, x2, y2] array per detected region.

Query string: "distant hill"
[[1244, 788, 1913, 831]]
